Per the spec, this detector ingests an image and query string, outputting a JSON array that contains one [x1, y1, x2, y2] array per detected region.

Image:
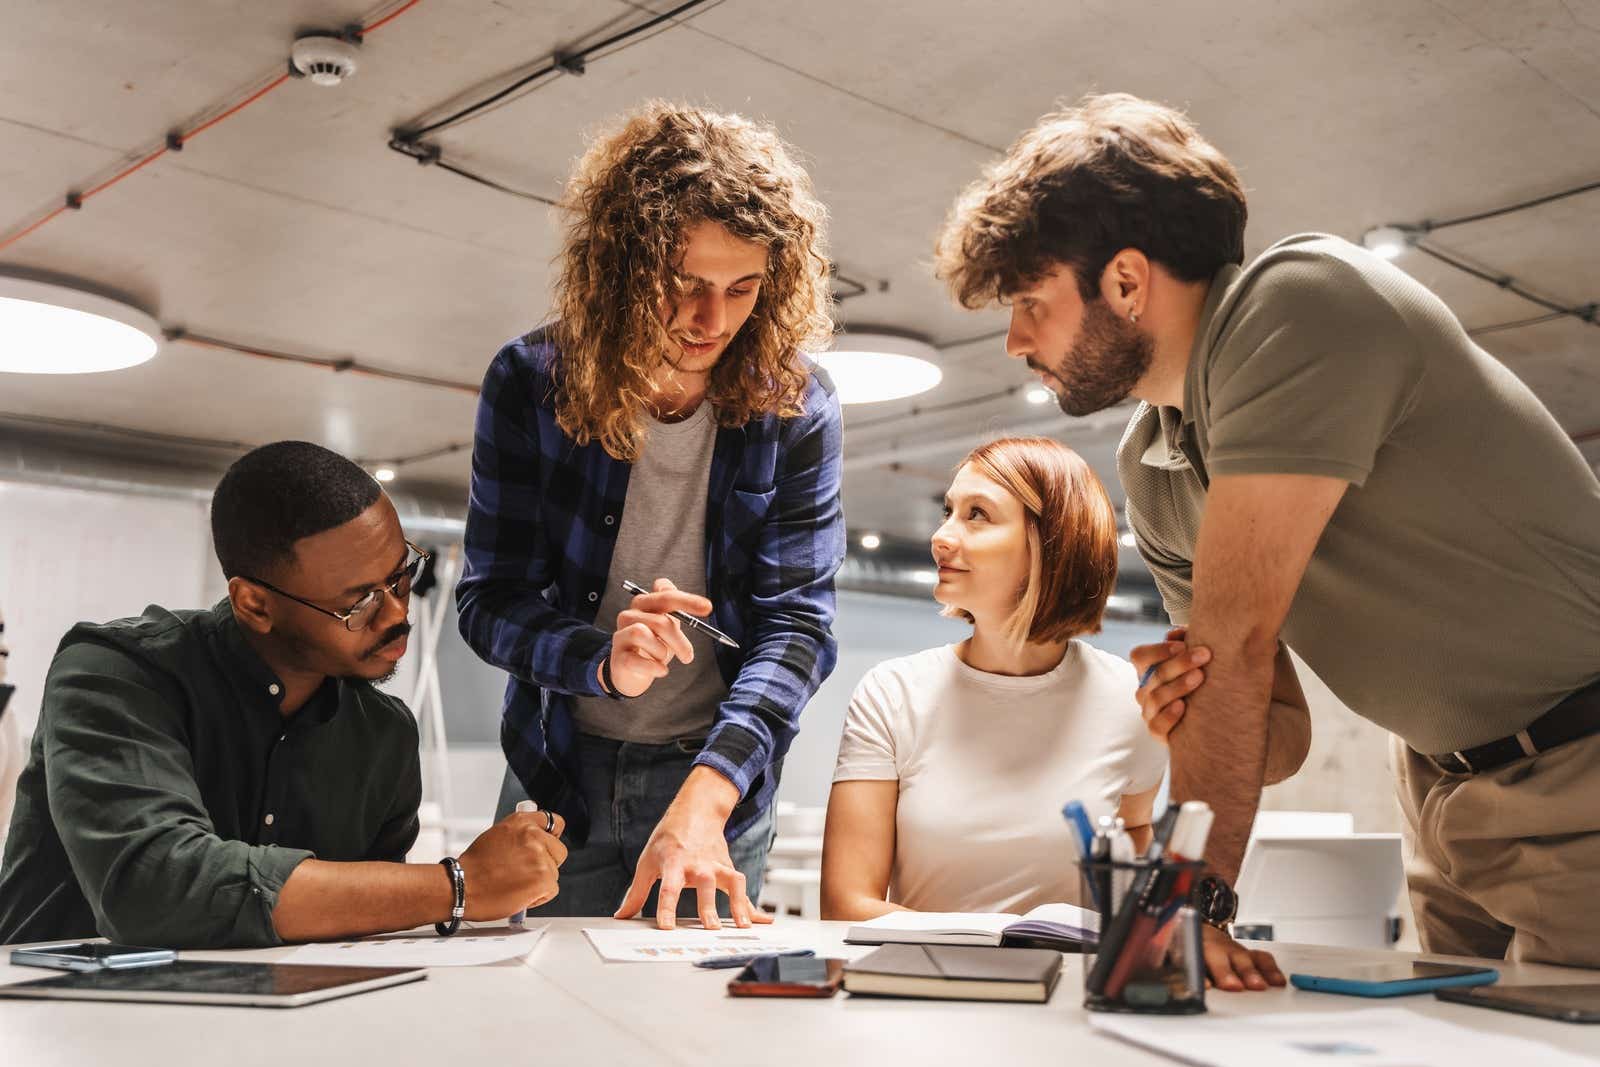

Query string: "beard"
[[1033, 298, 1154, 417]]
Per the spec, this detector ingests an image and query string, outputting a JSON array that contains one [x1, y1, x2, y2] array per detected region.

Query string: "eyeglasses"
[[245, 541, 430, 632]]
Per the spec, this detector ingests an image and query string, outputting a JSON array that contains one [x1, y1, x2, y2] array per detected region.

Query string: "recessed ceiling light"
[[0, 276, 160, 374], [814, 331, 941, 405], [1118, 531, 1138, 548], [1026, 385, 1053, 404], [374, 467, 397, 483], [859, 532, 881, 550], [1361, 226, 1410, 260]]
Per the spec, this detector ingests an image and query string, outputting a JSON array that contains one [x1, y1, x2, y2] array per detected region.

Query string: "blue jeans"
[[495, 732, 774, 919]]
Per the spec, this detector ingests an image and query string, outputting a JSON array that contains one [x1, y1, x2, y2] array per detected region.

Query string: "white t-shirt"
[[832, 641, 1166, 915]]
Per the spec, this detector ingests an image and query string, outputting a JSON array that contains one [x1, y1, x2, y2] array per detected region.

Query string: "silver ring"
[[543, 809, 557, 834]]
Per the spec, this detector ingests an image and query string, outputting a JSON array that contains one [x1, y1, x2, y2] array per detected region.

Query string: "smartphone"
[[727, 954, 845, 998], [10, 942, 177, 972], [1290, 961, 1497, 998], [1437, 983, 1600, 1023]]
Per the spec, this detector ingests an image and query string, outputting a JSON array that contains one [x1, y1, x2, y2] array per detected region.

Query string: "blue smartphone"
[[1291, 961, 1497, 998]]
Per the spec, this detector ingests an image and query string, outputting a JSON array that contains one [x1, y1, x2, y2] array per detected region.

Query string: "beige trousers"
[[1392, 730, 1600, 968]]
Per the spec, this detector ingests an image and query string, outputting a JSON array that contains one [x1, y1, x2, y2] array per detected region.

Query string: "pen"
[[509, 800, 538, 928], [1062, 800, 1096, 861], [621, 579, 740, 649], [692, 949, 815, 970]]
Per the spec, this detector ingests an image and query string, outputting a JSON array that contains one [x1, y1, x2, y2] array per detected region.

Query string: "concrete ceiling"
[[2, 0, 1598, 580]]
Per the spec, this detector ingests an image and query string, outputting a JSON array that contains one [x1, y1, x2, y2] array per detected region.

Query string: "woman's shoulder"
[[1067, 640, 1140, 687], [852, 646, 960, 706]]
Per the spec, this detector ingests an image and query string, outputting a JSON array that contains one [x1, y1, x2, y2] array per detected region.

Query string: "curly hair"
[[935, 93, 1247, 306], [550, 101, 835, 461]]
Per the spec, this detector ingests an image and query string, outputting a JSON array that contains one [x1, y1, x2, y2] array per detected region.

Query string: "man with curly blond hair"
[[458, 101, 844, 929]]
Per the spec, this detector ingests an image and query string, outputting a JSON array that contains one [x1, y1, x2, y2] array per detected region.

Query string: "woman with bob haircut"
[[821, 436, 1165, 918]]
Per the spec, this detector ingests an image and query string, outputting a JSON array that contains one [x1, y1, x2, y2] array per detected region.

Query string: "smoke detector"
[[290, 34, 360, 87]]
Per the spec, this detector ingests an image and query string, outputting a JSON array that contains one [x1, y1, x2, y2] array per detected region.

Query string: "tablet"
[[0, 960, 426, 1008], [1436, 983, 1600, 1023]]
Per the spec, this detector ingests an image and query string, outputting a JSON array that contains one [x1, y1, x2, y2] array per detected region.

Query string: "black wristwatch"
[[1191, 874, 1238, 930]]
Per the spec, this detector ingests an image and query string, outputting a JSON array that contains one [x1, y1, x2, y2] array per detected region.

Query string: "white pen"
[[508, 800, 538, 928]]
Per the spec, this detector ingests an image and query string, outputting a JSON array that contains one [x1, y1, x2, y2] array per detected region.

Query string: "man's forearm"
[[272, 859, 453, 943], [1168, 631, 1277, 883]]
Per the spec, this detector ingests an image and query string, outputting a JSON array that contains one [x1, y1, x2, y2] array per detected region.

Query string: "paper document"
[[1091, 1008, 1597, 1067], [583, 924, 818, 963], [282, 924, 547, 968]]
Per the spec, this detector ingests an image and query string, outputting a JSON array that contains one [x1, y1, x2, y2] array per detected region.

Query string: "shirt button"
[[264, 813, 275, 826], [268, 684, 280, 696], [588, 592, 599, 603], [604, 515, 616, 526]]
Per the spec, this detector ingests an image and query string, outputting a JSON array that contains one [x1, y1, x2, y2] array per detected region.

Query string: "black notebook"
[[842, 944, 1063, 1003]]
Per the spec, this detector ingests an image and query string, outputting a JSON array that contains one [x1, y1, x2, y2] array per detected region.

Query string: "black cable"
[[1465, 311, 1571, 338], [847, 386, 1022, 434], [404, 0, 715, 139], [1413, 242, 1599, 326], [1423, 179, 1600, 233], [434, 160, 560, 206]]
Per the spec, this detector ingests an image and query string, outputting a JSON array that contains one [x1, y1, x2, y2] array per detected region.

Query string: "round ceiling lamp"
[[0, 276, 161, 375], [814, 331, 941, 405]]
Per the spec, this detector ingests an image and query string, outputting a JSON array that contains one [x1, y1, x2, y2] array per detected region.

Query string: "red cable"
[[0, 1, 424, 253], [363, 0, 425, 35]]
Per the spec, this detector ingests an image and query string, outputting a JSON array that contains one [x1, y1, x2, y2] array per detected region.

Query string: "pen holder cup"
[[1078, 858, 1206, 1015]]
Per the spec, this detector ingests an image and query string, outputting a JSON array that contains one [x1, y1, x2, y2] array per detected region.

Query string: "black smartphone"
[[1437, 983, 1600, 1023], [727, 954, 845, 998], [10, 942, 177, 972]]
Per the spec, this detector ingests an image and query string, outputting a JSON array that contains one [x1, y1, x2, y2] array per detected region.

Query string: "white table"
[[3, 920, 1599, 1066]]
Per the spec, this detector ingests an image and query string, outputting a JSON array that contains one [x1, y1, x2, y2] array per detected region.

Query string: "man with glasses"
[[0, 441, 567, 948]]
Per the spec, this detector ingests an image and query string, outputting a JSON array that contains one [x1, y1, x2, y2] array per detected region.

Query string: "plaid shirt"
[[456, 327, 845, 847]]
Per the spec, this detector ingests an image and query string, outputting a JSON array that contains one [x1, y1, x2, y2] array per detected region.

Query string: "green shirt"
[[0, 601, 421, 948], [1117, 233, 1600, 755]]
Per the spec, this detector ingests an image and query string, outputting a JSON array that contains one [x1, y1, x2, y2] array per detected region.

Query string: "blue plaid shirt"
[[456, 327, 845, 846]]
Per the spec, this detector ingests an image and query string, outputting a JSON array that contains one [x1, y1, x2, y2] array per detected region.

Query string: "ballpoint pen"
[[621, 579, 740, 649]]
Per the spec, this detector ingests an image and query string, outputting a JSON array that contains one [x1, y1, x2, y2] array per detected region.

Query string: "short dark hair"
[[211, 441, 382, 578], [935, 93, 1247, 304]]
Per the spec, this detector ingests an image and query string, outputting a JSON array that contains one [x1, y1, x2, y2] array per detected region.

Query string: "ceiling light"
[[859, 532, 881, 550], [0, 276, 160, 374], [908, 569, 938, 585], [1119, 531, 1137, 548], [1361, 226, 1411, 260], [374, 467, 397, 483], [1025, 385, 1053, 405], [814, 331, 941, 405]]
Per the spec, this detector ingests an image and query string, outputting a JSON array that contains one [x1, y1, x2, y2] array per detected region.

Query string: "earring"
[[1129, 310, 1140, 325]]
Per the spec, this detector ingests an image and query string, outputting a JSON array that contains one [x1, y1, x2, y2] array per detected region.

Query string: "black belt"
[[1430, 677, 1600, 774]]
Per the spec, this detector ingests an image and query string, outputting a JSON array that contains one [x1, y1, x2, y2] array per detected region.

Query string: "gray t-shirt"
[[1117, 233, 1600, 755], [572, 405, 731, 743]]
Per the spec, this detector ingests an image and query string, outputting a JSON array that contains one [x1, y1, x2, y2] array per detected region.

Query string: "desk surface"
[[3, 920, 1598, 1066]]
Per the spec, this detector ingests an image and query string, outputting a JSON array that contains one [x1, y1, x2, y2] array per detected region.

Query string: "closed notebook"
[[843, 944, 1064, 1003], [845, 903, 1097, 950]]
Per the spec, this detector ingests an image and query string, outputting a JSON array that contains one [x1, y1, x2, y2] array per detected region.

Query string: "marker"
[[509, 800, 538, 928], [621, 579, 740, 649]]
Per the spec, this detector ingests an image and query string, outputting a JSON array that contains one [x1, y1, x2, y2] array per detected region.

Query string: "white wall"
[[0, 482, 221, 737]]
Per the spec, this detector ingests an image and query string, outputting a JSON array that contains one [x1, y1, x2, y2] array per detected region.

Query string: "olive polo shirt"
[[1116, 233, 1600, 754], [0, 601, 421, 948]]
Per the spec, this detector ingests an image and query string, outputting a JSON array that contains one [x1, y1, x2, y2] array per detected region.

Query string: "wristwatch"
[[1191, 874, 1238, 930]]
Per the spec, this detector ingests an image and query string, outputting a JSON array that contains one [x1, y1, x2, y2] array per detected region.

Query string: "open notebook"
[[844, 903, 1098, 950]]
